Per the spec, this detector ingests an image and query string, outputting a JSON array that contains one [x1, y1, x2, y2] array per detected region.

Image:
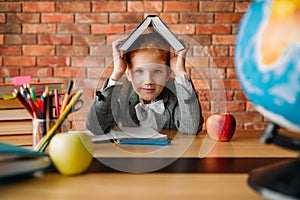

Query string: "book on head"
[[118, 15, 185, 52]]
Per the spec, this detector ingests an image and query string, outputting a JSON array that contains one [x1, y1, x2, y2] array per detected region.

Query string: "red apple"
[[206, 113, 236, 142]]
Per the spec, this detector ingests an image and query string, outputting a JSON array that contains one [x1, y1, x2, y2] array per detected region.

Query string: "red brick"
[[91, 24, 124, 34], [7, 13, 40, 23], [23, 24, 56, 34], [0, 24, 21, 34], [42, 13, 74, 23], [192, 79, 210, 90], [213, 35, 236, 45], [0, 35, 3, 44], [191, 68, 225, 79], [71, 57, 87, 67], [23, 45, 55, 56], [202, 101, 213, 112], [233, 90, 247, 101], [196, 24, 231, 34], [75, 13, 108, 24], [229, 46, 235, 57], [200, 2, 234, 12], [0, 14, 5, 23], [235, 2, 251, 13], [0, 67, 19, 77], [57, 46, 89, 56], [56, 2, 90, 12], [168, 24, 195, 34], [0, 46, 21, 56], [73, 35, 105, 46], [109, 13, 143, 23], [194, 46, 229, 57], [234, 112, 263, 123], [186, 57, 209, 68], [212, 101, 246, 112], [199, 90, 233, 101], [232, 24, 240, 35], [212, 79, 241, 90], [4, 56, 35, 67], [211, 57, 235, 68], [180, 13, 213, 23], [164, 2, 198, 12], [190, 35, 212, 46], [215, 13, 244, 23], [246, 101, 257, 112], [79, 57, 105, 67], [57, 24, 90, 34], [20, 67, 52, 77], [128, 1, 162, 12], [54, 67, 86, 78], [198, 90, 211, 101], [87, 68, 104, 78], [93, 2, 126, 12], [38, 35, 71, 45], [37, 57, 70, 67], [90, 46, 112, 57], [0, 2, 21, 12], [70, 78, 99, 90], [5, 34, 37, 44], [159, 13, 179, 24], [227, 68, 237, 79], [23, 2, 55, 12], [125, 24, 139, 32]]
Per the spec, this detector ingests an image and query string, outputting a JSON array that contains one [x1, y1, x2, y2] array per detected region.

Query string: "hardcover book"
[[0, 142, 51, 179], [118, 15, 185, 52]]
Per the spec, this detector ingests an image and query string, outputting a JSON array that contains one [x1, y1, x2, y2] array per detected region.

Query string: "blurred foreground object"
[[235, 0, 300, 199]]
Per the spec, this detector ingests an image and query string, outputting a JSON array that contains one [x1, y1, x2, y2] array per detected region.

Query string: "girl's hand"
[[170, 43, 188, 77], [111, 38, 127, 81]]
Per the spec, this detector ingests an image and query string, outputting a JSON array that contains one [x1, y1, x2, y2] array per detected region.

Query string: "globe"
[[235, 0, 300, 133], [235, 1, 300, 199]]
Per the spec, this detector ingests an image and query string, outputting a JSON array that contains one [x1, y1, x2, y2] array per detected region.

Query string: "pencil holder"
[[32, 118, 68, 149]]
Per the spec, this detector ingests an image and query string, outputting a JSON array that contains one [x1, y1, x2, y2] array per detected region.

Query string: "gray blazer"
[[86, 77, 203, 135]]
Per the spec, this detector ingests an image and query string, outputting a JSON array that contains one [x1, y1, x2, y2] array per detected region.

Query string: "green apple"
[[49, 132, 94, 176]]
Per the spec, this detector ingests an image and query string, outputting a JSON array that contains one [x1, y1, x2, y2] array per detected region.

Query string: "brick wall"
[[0, 0, 267, 131]]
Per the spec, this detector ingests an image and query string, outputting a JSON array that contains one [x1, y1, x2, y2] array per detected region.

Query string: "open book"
[[118, 15, 185, 52], [76, 127, 169, 145]]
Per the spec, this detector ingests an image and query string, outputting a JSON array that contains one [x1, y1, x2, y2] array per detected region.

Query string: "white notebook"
[[71, 127, 167, 143]]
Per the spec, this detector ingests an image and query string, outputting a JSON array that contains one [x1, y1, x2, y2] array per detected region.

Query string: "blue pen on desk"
[[110, 131, 120, 143], [119, 139, 171, 146]]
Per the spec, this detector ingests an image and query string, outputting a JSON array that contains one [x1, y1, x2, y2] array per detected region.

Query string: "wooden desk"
[[0, 130, 298, 200]]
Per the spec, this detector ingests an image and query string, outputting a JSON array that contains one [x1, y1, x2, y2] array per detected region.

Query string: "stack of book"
[[0, 82, 63, 147]]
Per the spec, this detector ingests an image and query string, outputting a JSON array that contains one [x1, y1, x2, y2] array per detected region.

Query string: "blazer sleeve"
[[173, 80, 204, 135], [85, 78, 117, 135]]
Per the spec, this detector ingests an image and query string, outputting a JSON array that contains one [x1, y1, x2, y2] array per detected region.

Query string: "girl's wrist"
[[110, 71, 123, 81], [173, 69, 186, 77]]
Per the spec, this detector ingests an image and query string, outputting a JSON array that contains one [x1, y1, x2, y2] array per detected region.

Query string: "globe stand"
[[248, 122, 300, 200]]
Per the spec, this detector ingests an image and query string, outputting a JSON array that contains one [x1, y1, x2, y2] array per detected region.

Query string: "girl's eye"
[[134, 69, 143, 74], [154, 69, 162, 74]]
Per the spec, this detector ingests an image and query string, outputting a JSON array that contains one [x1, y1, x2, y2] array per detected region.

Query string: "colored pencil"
[[60, 80, 73, 113], [12, 89, 33, 117]]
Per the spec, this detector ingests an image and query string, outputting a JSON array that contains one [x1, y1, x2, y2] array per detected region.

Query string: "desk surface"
[[0, 130, 298, 200], [93, 130, 298, 158]]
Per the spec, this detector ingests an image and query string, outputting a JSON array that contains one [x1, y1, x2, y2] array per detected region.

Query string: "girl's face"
[[127, 52, 169, 104]]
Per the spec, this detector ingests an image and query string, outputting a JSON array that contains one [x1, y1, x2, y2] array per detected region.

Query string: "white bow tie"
[[135, 100, 165, 129]]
